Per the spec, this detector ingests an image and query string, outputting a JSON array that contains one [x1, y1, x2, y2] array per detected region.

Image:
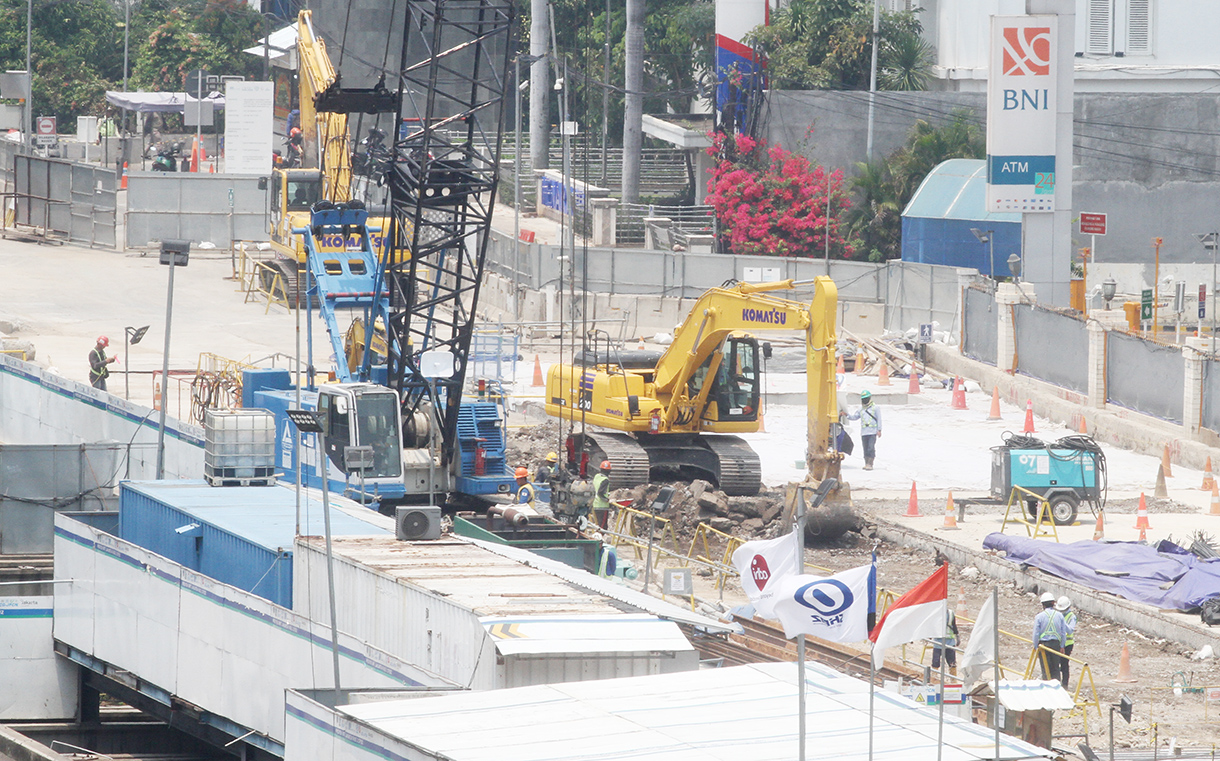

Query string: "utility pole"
[[529, 0, 550, 171], [621, 0, 644, 204]]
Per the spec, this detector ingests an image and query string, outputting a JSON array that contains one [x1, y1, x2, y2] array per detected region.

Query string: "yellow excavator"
[[545, 276, 841, 496], [266, 10, 391, 307]]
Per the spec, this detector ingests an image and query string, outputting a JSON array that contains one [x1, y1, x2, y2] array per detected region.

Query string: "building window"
[[1085, 0, 1151, 56]]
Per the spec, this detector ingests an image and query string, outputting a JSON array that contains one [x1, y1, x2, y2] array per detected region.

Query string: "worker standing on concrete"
[[534, 452, 559, 483], [849, 390, 882, 470], [592, 461, 612, 511], [931, 608, 959, 676], [1032, 591, 1068, 686], [1056, 596, 1077, 688], [88, 336, 117, 391], [513, 467, 536, 506]]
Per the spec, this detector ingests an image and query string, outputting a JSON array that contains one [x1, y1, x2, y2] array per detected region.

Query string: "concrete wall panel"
[[1106, 332, 1185, 423], [1015, 306, 1089, 394]]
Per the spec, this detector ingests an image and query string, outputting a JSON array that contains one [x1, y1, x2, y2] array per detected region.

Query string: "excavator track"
[[574, 431, 651, 491], [703, 435, 762, 496], [262, 258, 317, 308]]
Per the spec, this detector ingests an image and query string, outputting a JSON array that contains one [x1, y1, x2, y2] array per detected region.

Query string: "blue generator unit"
[[990, 434, 1106, 525]]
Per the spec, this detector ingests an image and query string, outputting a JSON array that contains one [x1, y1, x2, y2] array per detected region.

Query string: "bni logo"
[[1001, 26, 1051, 76]]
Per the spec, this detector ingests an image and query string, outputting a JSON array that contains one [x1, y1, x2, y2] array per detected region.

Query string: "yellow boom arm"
[[297, 11, 351, 202]]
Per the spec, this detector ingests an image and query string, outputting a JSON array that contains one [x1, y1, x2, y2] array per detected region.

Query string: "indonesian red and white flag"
[[731, 531, 800, 619], [869, 563, 949, 668]]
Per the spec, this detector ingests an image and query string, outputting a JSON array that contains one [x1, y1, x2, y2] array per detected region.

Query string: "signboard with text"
[[1201, 284, 1207, 320], [1079, 212, 1106, 235], [223, 81, 274, 175], [1141, 289, 1153, 322], [986, 16, 1058, 213]]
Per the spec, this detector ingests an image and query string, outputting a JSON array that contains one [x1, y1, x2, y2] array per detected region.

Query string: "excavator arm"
[[297, 11, 351, 202]]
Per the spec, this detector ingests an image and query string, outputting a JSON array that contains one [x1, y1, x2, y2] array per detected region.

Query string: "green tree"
[[131, 8, 227, 92], [847, 112, 984, 261], [747, 0, 932, 92]]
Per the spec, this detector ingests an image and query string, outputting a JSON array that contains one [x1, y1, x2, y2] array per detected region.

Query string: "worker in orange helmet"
[[513, 466, 536, 506], [88, 335, 117, 391]]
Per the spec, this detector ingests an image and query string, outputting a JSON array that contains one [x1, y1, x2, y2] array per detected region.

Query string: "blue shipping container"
[[118, 480, 390, 608]]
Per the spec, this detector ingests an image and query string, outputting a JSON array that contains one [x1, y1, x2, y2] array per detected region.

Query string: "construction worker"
[[931, 608, 959, 676], [592, 460, 612, 511], [1032, 591, 1068, 686], [849, 389, 882, 470], [88, 336, 116, 391], [1056, 596, 1077, 689], [534, 451, 559, 483], [513, 467, 535, 506]]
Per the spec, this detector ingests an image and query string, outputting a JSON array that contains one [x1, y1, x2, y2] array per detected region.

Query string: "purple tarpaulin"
[[983, 533, 1220, 611]]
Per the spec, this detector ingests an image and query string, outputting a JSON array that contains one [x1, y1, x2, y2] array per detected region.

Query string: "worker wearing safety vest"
[[1056, 596, 1077, 689], [534, 451, 559, 483], [1032, 592, 1068, 687], [849, 389, 882, 470], [513, 467, 535, 506], [931, 608, 958, 676], [591, 460, 612, 511], [88, 336, 116, 391]]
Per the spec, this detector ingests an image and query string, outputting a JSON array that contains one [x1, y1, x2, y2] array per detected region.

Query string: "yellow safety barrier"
[[688, 523, 743, 590], [1000, 485, 1061, 541], [609, 506, 683, 569], [0, 349, 28, 361]]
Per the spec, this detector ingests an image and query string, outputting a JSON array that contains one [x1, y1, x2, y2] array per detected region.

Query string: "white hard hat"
[[1056, 596, 1072, 611], [1040, 592, 1055, 604]]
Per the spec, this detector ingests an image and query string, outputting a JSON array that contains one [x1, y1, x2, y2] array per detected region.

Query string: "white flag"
[[731, 531, 800, 619], [960, 593, 996, 686], [769, 564, 875, 642]]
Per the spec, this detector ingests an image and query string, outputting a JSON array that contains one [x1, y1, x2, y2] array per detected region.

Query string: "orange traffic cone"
[[854, 348, 866, 375], [906, 482, 922, 517], [1023, 400, 1036, 434], [1154, 464, 1169, 499], [943, 491, 959, 529], [908, 370, 921, 395], [209, 161, 215, 173], [1092, 511, 1105, 540], [1134, 493, 1151, 529], [1114, 643, 1137, 682], [955, 586, 968, 618], [1210, 484, 1220, 516], [120, 161, 128, 190], [1201, 457, 1215, 491], [878, 362, 891, 386], [951, 377, 967, 410], [837, 354, 845, 374], [190, 136, 200, 172], [153, 380, 162, 411], [987, 386, 1002, 421], [757, 414, 766, 433], [1078, 415, 1089, 435], [1162, 444, 1174, 478], [531, 355, 544, 387]]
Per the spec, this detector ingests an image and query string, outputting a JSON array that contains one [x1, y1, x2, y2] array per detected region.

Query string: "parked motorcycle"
[[151, 143, 182, 172], [351, 127, 390, 182]]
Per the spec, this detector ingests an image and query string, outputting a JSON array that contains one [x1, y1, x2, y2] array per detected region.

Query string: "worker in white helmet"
[[1056, 596, 1077, 688], [1032, 591, 1068, 686]]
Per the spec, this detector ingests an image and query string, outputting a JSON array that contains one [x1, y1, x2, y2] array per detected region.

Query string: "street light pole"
[[155, 240, 189, 480], [24, 0, 32, 142]]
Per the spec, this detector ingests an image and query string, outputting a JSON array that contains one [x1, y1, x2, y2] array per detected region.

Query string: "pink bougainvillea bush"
[[707, 131, 856, 259]]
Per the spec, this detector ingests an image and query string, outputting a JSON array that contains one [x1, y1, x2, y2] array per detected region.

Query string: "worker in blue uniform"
[[514, 467, 535, 506], [1032, 591, 1068, 686]]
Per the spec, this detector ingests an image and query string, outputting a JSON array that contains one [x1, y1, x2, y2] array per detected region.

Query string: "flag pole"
[[796, 488, 807, 761], [992, 585, 1001, 760], [868, 645, 876, 761], [937, 631, 946, 761]]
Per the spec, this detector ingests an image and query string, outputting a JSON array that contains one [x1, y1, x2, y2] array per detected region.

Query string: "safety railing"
[[235, 243, 292, 314], [1000, 485, 1061, 541], [1025, 643, 1101, 729], [0, 348, 28, 361]]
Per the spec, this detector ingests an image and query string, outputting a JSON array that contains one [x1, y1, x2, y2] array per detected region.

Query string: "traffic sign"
[[918, 323, 933, 344], [1140, 289, 1153, 321], [185, 69, 211, 96], [35, 115, 55, 136], [33, 134, 56, 146], [1201, 285, 1207, 320], [1079, 212, 1106, 236]]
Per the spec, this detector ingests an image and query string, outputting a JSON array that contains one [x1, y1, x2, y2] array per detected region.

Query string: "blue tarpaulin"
[[983, 533, 1220, 611]]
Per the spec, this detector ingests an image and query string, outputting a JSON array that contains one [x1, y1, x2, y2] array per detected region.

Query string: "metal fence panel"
[[883, 261, 964, 339], [1200, 360, 1220, 434], [1106, 332, 1184, 423], [1014, 306, 1088, 392], [962, 286, 998, 365], [126, 173, 268, 248], [12, 154, 114, 247]]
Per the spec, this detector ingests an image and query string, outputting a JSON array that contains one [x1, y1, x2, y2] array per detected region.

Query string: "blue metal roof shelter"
[[118, 480, 390, 608], [901, 159, 1022, 277]]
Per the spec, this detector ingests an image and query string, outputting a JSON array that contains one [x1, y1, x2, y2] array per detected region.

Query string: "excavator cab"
[[317, 384, 403, 482], [691, 334, 760, 423]]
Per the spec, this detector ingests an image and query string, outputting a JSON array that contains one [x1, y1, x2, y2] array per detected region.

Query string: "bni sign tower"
[[986, 3, 1075, 307]]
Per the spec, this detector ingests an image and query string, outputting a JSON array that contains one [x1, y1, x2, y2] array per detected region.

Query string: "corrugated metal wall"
[[1107, 332, 1185, 423], [118, 485, 292, 607], [125, 173, 267, 248], [1015, 306, 1089, 393], [0, 443, 121, 553], [962, 286, 997, 365]]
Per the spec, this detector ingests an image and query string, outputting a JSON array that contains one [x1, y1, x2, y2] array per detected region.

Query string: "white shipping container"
[[293, 535, 702, 691]]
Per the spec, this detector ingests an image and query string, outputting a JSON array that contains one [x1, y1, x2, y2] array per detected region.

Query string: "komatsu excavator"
[[545, 276, 842, 496]]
